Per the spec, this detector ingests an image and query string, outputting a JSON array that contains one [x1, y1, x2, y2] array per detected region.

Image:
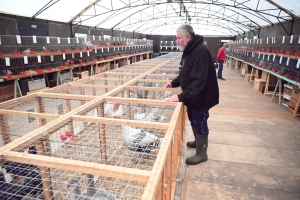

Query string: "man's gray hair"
[[177, 24, 195, 38]]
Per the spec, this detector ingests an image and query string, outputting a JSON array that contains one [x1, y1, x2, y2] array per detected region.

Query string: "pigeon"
[[84, 174, 118, 200], [133, 109, 167, 122], [22, 48, 31, 54], [42, 47, 47, 51], [67, 179, 87, 200], [121, 126, 163, 153]]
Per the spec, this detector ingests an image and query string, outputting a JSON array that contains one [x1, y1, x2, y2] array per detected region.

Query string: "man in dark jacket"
[[165, 24, 219, 165]]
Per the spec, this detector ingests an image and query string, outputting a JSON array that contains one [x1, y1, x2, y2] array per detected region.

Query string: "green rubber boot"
[[187, 126, 197, 148], [186, 134, 208, 165]]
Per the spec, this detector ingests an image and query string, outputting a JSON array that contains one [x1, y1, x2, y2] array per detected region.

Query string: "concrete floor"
[[185, 66, 300, 200]]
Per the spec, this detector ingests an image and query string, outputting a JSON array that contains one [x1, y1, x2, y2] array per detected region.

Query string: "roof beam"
[[68, 0, 102, 23], [265, 0, 297, 18]]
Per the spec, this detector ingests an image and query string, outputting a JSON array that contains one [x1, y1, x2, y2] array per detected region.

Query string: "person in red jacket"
[[216, 43, 228, 80]]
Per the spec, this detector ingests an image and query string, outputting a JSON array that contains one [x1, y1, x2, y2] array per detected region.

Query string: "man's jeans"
[[218, 60, 224, 78], [187, 107, 209, 135]]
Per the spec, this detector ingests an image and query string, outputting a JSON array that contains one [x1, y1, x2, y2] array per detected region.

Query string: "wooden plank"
[[0, 109, 60, 119], [0, 94, 35, 109], [37, 93, 96, 100], [97, 104, 107, 164], [126, 86, 181, 92], [69, 83, 116, 89], [71, 115, 169, 130], [156, 168, 164, 200], [173, 123, 189, 200], [0, 114, 12, 145], [166, 139, 173, 200], [27, 87, 49, 95], [135, 79, 171, 83], [36, 141, 53, 200], [3, 151, 151, 183], [141, 103, 182, 200], [104, 97, 178, 106]]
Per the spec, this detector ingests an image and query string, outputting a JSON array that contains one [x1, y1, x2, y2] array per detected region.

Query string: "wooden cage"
[[0, 52, 187, 200]]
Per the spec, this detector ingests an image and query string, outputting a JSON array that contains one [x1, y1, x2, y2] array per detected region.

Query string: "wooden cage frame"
[[0, 54, 187, 200]]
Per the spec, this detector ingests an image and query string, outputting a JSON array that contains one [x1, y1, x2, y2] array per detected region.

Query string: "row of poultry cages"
[[229, 35, 300, 54], [0, 35, 153, 56], [0, 93, 94, 147], [0, 52, 186, 199], [0, 95, 185, 200], [0, 50, 152, 78]]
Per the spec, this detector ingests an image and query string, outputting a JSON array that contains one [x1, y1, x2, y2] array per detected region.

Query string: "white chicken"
[[121, 126, 163, 153], [104, 103, 123, 118], [129, 89, 134, 97], [133, 109, 167, 122]]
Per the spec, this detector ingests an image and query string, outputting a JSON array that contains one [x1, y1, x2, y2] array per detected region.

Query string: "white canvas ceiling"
[[0, 0, 298, 36]]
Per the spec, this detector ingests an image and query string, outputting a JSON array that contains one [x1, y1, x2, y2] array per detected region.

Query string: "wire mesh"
[[0, 158, 146, 200], [14, 118, 167, 171], [0, 96, 88, 115]]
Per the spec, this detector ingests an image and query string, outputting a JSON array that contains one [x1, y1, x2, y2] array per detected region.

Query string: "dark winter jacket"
[[171, 35, 219, 110]]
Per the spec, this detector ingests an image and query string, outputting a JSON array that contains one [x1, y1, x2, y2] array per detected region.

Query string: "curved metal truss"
[[1, 0, 297, 36], [69, 0, 295, 35]]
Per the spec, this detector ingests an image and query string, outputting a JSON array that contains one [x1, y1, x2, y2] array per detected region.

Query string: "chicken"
[[22, 48, 30, 54], [129, 89, 134, 97], [84, 174, 118, 200], [121, 126, 163, 153], [133, 109, 167, 122], [104, 103, 123, 118]]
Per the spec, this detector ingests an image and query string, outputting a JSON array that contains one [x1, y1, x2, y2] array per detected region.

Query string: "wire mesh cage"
[[0, 157, 146, 200], [111, 83, 181, 101], [0, 94, 91, 147], [0, 52, 186, 200], [43, 83, 116, 96]]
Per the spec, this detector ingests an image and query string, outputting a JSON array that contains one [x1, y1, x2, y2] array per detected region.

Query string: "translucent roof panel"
[[0, 0, 298, 36], [0, 0, 93, 22]]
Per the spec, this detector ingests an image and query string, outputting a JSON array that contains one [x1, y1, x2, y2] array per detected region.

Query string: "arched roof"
[[0, 0, 299, 36]]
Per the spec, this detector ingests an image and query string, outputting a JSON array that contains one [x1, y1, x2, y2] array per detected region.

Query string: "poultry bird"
[[133, 109, 167, 122], [135, 81, 153, 99], [84, 174, 118, 200], [121, 126, 163, 153], [67, 179, 87, 200], [104, 103, 123, 119], [22, 48, 31, 54]]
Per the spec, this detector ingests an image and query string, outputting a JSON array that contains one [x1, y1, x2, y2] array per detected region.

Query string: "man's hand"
[[166, 95, 179, 102], [164, 82, 172, 88]]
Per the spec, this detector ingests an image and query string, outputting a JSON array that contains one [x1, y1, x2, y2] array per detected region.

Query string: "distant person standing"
[[216, 43, 228, 80], [203, 41, 208, 47]]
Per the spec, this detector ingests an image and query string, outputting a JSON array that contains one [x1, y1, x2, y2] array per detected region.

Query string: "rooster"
[[121, 126, 163, 153], [133, 109, 167, 122], [104, 103, 123, 118]]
